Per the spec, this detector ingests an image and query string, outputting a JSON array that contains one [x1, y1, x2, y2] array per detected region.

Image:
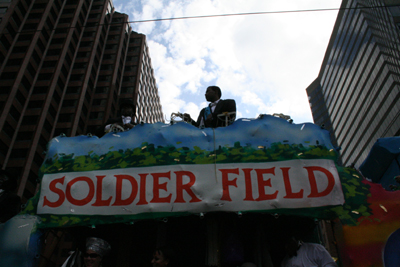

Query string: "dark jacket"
[[95, 116, 136, 137], [193, 99, 236, 128]]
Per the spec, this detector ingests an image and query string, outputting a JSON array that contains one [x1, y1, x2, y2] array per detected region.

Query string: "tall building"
[[0, 0, 164, 202], [307, 0, 400, 167]]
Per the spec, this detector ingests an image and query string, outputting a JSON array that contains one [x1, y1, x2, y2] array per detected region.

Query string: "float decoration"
[[19, 116, 370, 228]]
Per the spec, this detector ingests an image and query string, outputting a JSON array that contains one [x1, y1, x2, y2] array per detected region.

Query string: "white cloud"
[[121, 0, 341, 123]]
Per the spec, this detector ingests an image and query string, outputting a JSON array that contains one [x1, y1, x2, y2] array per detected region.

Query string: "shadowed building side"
[[307, 0, 400, 168], [0, 0, 163, 202]]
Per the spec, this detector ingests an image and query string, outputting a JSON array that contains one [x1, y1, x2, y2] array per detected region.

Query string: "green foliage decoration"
[[39, 142, 338, 175], [19, 141, 373, 228]]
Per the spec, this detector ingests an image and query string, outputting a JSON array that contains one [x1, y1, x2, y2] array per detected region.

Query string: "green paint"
[[20, 142, 371, 228]]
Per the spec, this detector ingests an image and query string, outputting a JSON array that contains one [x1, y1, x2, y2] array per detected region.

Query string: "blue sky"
[[112, 0, 341, 124]]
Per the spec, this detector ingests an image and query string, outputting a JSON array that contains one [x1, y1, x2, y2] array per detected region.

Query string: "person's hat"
[[86, 237, 111, 257]]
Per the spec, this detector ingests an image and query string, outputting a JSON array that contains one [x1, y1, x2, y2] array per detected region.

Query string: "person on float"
[[184, 86, 236, 128], [95, 98, 136, 137]]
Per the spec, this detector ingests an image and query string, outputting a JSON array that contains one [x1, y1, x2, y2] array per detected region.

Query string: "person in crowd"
[[184, 86, 236, 128], [62, 237, 111, 267], [95, 99, 136, 137], [389, 175, 400, 191], [0, 168, 21, 223], [151, 246, 175, 267], [280, 236, 337, 267]]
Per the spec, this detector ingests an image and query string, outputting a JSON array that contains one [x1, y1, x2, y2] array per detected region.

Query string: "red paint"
[[304, 166, 335, 197], [43, 176, 65, 207], [282, 167, 303, 199], [255, 168, 278, 201], [92, 176, 112, 206], [112, 174, 138, 206], [66, 176, 95, 206], [174, 171, 201, 203], [242, 168, 255, 201], [220, 168, 239, 201], [137, 173, 149, 205], [150, 171, 172, 203]]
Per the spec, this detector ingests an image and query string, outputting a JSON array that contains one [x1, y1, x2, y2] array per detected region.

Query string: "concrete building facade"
[[307, 0, 400, 167], [0, 0, 164, 202]]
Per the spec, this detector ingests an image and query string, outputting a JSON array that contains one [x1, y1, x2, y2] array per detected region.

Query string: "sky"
[[113, 0, 342, 124]]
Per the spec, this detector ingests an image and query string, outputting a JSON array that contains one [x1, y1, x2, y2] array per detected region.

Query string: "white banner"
[[37, 159, 344, 215]]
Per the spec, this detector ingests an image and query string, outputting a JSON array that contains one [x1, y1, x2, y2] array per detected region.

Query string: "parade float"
[[0, 114, 399, 267]]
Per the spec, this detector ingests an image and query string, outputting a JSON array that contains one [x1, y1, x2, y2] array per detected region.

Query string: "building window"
[[0, 72, 17, 80], [32, 2, 47, 9], [55, 28, 69, 35], [123, 76, 135, 82], [0, 35, 11, 50], [100, 64, 112, 70], [43, 119, 53, 134], [103, 54, 116, 60], [66, 86, 80, 94], [110, 26, 121, 31], [22, 115, 39, 125], [33, 86, 47, 94], [58, 113, 74, 123], [3, 121, 14, 138], [132, 38, 141, 44], [92, 4, 103, 10], [23, 23, 38, 31], [16, 91, 26, 106], [95, 87, 109, 94], [32, 50, 41, 64], [10, 149, 29, 159], [80, 41, 93, 47], [51, 38, 65, 45], [89, 111, 104, 120], [62, 99, 78, 107], [34, 152, 44, 167], [105, 44, 117, 50], [74, 62, 87, 69], [70, 74, 84, 81], [92, 98, 106, 106], [98, 75, 111, 82], [77, 51, 90, 58], [121, 87, 135, 94], [47, 49, 62, 56], [38, 73, 53, 81], [43, 60, 57, 68], [18, 34, 33, 42], [16, 131, 33, 141], [13, 46, 28, 53]]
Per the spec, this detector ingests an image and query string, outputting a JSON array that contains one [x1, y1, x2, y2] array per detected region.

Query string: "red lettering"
[[220, 168, 239, 201], [255, 168, 278, 201], [281, 167, 303, 199], [174, 171, 201, 203], [66, 176, 94, 206], [305, 166, 335, 198], [112, 175, 138, 206], [242, 168, 255, 201], [150, 172, 172, 203], [92, 176, 112, 206], [137, 173, 149, 205], [43, 176, 65, 207]]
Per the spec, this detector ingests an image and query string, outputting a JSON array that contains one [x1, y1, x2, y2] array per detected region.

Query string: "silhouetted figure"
[[0, 168, 21, 223], [95, 99, 136, 137], [184, 86, 236, 128]]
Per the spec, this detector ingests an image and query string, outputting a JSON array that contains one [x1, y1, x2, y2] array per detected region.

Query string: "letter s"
[[43, 176, 65, 208]]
